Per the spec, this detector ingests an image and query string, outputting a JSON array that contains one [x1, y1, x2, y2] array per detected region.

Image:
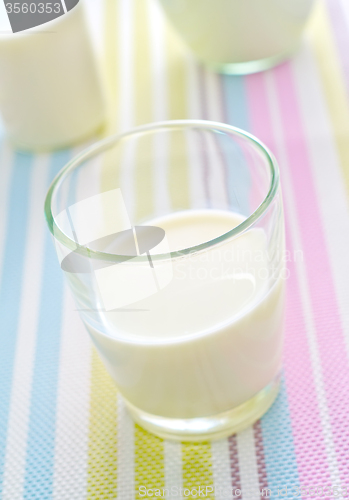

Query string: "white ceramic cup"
[[0, 0, 106, 150]]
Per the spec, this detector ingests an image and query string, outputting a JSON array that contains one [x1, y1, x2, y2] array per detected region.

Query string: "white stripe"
[[0, 0, 12, 32], [202, 68, 230, 210], [53, 144, 86, 233], [185, 56, 207, 209], [84, 0, 104, 56], [119, 0, 134, 132], [152, 131, 171, 216], [116, 394, 135, 500], [338, 0, 349, 34], [204, 70, 224, 123], [1, 154, 50, 500], [117, 0, 136, 222], [205, 130, 230, 210], [119, 139, 137, 223], [236, 428, 260, 500], [164, 441, 183, 500], [211, 440, 234, 500], [186, 130, 207, 210], [0, 143, 13, 282], [76, 149, 104, 204], [60, 0, 68, 14], [52, 289, 92, 500], [148, 0, 170, 215], [264, 69, 341, 486], [185, 54, 202, 120]]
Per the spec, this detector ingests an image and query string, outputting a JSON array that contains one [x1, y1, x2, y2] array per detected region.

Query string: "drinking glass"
[[45, 120, 285, 441], [158, 0, 316, 74]]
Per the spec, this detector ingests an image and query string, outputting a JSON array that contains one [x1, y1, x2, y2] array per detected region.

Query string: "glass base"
[[204, 46, 298, 75], [124, 374, 281, 441]]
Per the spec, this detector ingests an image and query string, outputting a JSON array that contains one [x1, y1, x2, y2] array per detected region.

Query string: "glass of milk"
[[158, 0, 316, 74], [45, 121, 286, 440], [0, 0, 106, 150]]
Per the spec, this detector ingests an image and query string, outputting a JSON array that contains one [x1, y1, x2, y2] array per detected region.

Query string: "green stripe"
[[182, 443, 215, 499], [135, 425, 165, 499], [87, 351, 118, 499]]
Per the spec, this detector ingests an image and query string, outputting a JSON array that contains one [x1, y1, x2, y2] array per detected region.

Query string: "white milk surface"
[[0, 2, 106, 149], [86, 210, 285, 418], [159, 0, 315, 66]]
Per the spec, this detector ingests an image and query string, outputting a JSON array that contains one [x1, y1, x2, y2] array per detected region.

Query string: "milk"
[[158, 0, 315, 71], [85, 210, 285, 419], [0, 1, 106, 150]]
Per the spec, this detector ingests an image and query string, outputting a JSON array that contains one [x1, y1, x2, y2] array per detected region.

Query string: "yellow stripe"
[[87, 350, 118, 499], [308, 1, 349, 194], [134, 0, 153, 127], [134, 135, 155, 221], [101, 0, 121, 194], [104, 0, 119, 135], [165, 24, 190, 210], [132, 2, 166, 497], [165, 26, 188, 120], [182, 442, 215, 499], [134, 425, 165, 499], [168, 132, 191, 211], [133, 0, 154, 221]]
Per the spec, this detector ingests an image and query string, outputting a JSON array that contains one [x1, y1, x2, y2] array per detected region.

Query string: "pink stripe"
[[228, 435, 241, 494], [245, 70, 333, 489], [253, 421, 269, 496], [273, 61, 349, 484]]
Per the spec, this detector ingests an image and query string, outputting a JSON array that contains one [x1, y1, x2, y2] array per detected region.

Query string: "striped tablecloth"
[[1, 0, 349, 498]]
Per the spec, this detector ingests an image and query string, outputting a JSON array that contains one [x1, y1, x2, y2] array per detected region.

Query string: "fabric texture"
[[1, 0, 349, 498]]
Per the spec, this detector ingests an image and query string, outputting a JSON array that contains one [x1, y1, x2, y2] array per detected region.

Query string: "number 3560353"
[[5, 3, 62, 14]]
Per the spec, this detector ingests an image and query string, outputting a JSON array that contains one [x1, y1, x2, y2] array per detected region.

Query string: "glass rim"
[[44, 119, 280, 263]]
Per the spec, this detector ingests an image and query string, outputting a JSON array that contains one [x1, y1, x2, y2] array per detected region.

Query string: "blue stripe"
[[222, 76, 301, 495], [261, 377, 300, 497], [221, 75, 251, 215], [222, 75, 250, 131], [0, 151, 33, 497], [23, 150, 71, 500]]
